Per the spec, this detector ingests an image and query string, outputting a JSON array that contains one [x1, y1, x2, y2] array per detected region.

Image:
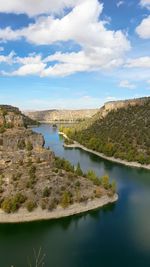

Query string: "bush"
[[75, 181, 80, 187], [48, 199, 57, 211], [26, 141, 33, 151], [42, 187, 50, 197], [101, 175, 110, 189], [75, 163, 83, 176], [60, 192, 71, 208], [1, 193, 26, 213], [26, 200, 36, 212], [17, 139, 26, 150]]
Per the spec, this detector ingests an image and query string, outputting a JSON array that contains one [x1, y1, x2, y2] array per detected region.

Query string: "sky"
[[0, 0, 150, 110]]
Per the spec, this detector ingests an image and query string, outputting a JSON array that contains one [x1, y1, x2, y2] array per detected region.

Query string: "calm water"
[[0, 124, 150, 267]]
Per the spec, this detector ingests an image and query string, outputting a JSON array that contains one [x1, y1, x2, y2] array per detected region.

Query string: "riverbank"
[[0, 195, 118, 223], [59, 132, 150, 170]]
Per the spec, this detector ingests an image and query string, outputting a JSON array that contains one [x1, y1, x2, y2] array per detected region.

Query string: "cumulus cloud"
[[0, 51, 15, 64], [125, 57, 150, 68], [136, 15, 150, 39], [119, 80, 136, 89], [9, 55, 46, 76], [0, 0, 80, 16], [140, 0, 150, 9], [0, 27, 21, 42], [0, 0, 130, 77]]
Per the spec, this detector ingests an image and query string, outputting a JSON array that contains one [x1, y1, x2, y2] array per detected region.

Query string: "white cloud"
[[136, 15, 150, 39], [0, 0, 80, 16], [119, 80, 136, 89], [0, 51, 15, 64], [126, 56, 150, 68], [10, 55, 46, 76], [0, 46, 4, 51], [0, 0, 130, 77], [116, 1, 124, 8], [140, 0, 150, 10]]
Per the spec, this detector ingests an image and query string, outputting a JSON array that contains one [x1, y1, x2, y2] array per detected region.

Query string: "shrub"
[[60, 192, 71, 208], [48, 199, 57, 211], [42, 187, 50, 198], [26, 141, 33, 151], [101, 175, 110, 189], [75, 181, 80, 187], [1, 193, 26, 213], [17, 139, 26, 149], [75, 163, 83, 176], [26, 200, 36, 212]]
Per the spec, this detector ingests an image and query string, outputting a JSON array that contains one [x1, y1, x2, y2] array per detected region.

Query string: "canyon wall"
[[24, 109, 98, 122]]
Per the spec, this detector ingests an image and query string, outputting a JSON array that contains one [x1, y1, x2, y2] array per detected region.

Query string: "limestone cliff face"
[[104, 97, 149, 112], [24, 109, 98, 122], [0, 105, 53, 165], [75, 96, 150, 130], [96, 97, 150, 120], [1, 129, 44, 151], [0, 105, 37, 127]]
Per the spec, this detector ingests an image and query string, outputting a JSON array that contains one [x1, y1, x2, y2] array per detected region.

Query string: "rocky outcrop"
[[104, 97, 149, 113], [24, 109, 98, 122], [0, 105, 37, 127], [1, 129, 44, 151], [92, 96, 150, 121]]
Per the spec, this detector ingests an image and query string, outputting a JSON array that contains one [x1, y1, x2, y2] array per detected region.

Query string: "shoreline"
[[59, 132, 150, 170], [0, 195, 118, 223]]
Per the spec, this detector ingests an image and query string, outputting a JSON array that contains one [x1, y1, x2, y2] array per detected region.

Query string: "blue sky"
[[0, 0, 150, 110]]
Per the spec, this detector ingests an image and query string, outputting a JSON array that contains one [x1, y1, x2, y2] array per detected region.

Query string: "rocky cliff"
[[0, 105, 37, 128], [24, 109, 98, 122], [87, 96, 150, 124]]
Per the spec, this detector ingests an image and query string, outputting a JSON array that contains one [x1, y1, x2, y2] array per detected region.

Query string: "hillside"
[[24, 109, 98, 123], [62, 97, 150, 165], [0, 105, 116, 221]]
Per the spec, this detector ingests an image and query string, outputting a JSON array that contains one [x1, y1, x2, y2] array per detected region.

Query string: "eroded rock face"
[[1, 129, 44, 151], [24, 109, 98, 122], [0, 105, 52, 165], [104, 97, 149, 112], [95, 97, 150, 120], [0, 105, 36, 127]]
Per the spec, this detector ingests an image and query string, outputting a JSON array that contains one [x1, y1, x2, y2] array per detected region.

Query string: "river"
[[0, 124, 150, 267]]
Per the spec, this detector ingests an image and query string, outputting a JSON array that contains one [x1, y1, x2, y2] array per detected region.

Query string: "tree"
[[61, 192, 71, 208], [75, 162, 83, 176], [86, 170, 100, 185], [101, 175, 110, 189], [111, 180, 117, 194]]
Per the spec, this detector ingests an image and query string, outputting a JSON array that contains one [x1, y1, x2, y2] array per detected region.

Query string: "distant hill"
[[24, 109, 98, 123], [64, 97, 150, 165]]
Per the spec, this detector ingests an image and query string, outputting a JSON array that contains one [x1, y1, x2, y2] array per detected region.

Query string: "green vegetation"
[[26, 200, 37, 212], [64, 99, 150, 165], [42, 187, 51, 197], [26, 141, 33, 151], [61, 191, 71, 208], [1, 193, 26, 213], [75, 163, 83, 176], [54, 157, 74, 172]]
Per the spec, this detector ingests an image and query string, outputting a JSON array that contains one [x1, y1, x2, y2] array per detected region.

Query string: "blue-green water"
[[0, 124, 150, 267]]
